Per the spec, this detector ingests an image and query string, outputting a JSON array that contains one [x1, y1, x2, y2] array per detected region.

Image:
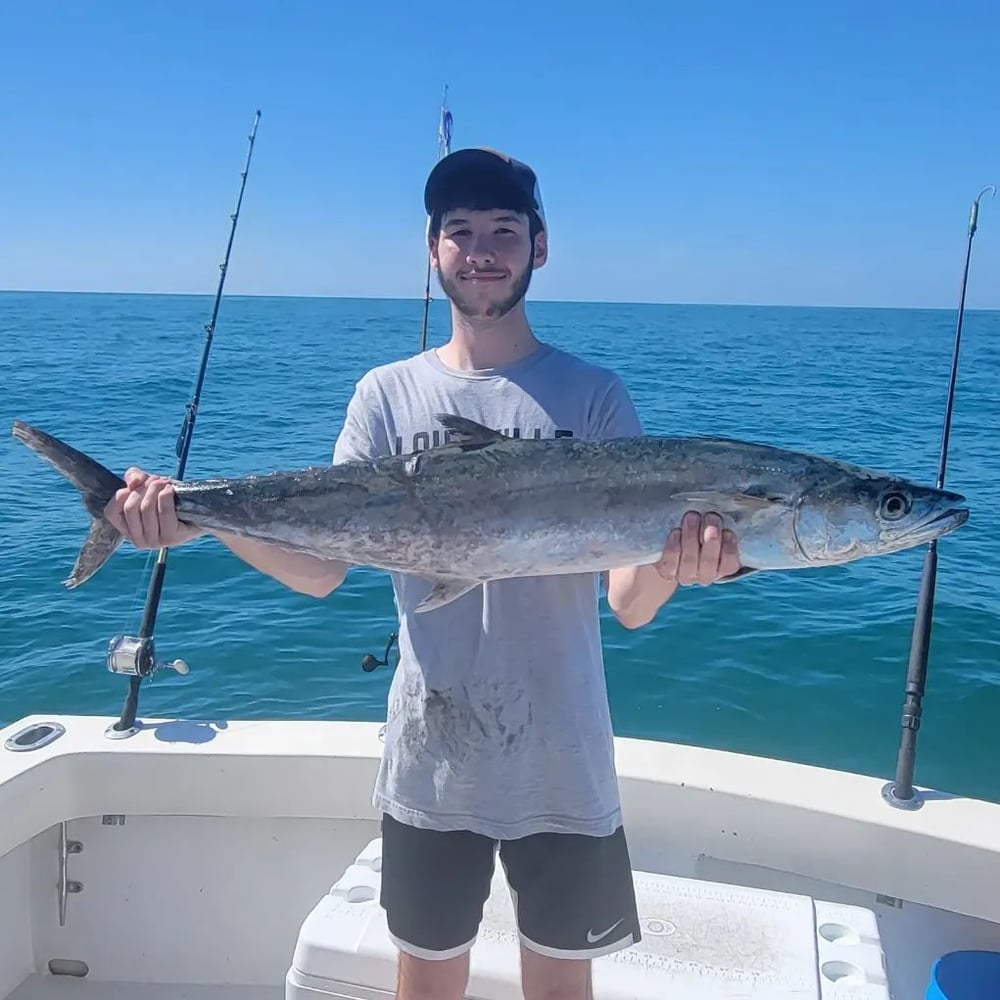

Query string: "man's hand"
[[654, 510, 741, 587], [104, 469, 206, 550], [606, 510, 743, 628]]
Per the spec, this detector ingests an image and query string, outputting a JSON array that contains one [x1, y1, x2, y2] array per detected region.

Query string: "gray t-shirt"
[[332, 343, 644, 841]]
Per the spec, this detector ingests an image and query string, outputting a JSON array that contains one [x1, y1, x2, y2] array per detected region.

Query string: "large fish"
[[11, 414, 969, 611]]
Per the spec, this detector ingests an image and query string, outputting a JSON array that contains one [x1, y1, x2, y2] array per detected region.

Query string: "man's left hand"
[[654, 511, 742, 587]]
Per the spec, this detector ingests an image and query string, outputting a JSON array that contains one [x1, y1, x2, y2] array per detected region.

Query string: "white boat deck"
[[8, 981, 277, 1000], [1, 714, 999, 1000]]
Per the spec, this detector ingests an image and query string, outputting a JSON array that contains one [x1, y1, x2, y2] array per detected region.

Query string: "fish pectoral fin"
[[433, 414, 508, 449], [670, 491, 787, 513], [414, 575, 482, 613], [714, 565, 760, 584]]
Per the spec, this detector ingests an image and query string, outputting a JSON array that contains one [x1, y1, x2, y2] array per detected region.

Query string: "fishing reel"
[[361, 631, 398, 673], [106, 634, 190, 679]]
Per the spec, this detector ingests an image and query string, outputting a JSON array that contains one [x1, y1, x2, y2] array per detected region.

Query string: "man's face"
[[430, 207, 547, 320]]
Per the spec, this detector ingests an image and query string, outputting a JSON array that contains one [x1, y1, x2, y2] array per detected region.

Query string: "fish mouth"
[[892, 496, 969, 543], [927, 488, 969, 531], [931, 505, 968, 525], [927, 506, 969, 532]]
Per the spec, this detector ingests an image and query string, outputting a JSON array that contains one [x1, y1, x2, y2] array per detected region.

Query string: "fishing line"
[[362, 88, 452, 674], [104, 110, 263, 738], [419, 86, 453, 353], [882, 184, 995, 809], [123, 551, 158, 633]]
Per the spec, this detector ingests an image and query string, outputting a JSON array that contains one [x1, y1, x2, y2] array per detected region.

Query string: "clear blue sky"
[[3, 1, 998, 308]]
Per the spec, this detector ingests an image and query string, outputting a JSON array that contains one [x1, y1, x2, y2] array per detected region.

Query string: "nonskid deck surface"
[[7, 978, 280, 1000]]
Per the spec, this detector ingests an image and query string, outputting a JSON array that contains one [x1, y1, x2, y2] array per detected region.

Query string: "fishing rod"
[[105, 109, 263, 739], [418, 85, 453, 353], [882, 183, 995, 809]]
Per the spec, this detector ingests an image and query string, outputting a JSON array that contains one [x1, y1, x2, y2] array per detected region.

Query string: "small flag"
[[440, 108, 453, 157]]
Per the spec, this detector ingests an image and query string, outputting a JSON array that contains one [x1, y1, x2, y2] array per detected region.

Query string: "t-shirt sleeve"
[[332, 375, 390, 465], [590, 372, 644, 440]]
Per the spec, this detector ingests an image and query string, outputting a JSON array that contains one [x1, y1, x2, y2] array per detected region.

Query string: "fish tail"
[[11, 419, 127, 588]]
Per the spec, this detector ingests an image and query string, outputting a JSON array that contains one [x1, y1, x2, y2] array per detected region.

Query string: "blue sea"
[[2, 291, 998, 802]]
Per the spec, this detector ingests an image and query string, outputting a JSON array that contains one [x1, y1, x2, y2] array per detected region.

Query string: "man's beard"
[[437, 261, 533, 320]]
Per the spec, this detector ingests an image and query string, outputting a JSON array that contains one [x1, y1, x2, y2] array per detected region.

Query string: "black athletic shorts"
[[379, 813, 642, 961]]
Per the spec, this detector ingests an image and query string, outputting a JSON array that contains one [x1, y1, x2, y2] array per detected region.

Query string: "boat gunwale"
[[2, 713, 999, 928]]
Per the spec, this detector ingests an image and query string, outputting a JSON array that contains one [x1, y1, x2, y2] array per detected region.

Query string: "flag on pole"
[[438, 86, 453, 159]]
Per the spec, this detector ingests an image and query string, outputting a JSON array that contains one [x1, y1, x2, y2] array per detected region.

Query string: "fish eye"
[[880, 491, 911, 521]]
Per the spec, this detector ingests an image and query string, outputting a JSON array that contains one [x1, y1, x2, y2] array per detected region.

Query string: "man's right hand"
[[104, 469, 207, 550]]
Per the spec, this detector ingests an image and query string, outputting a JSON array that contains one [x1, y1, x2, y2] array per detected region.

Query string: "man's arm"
[[606, 565, 680, 631], [210, 529, 349, 598], [103, 471, 351, 598], [606, 511, 741, 629]]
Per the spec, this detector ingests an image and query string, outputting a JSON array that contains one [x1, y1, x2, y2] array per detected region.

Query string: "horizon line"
[[1, 287, 998, 314]]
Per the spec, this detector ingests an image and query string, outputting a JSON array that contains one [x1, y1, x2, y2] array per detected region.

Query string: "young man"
[[104, 148, 741, 1000]]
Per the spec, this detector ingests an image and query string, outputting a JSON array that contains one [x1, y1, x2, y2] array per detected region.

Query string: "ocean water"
[[2, 291, 998, 802]]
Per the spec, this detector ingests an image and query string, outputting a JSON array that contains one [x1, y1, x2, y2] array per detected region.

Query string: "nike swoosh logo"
[[586, 918, 624, 943]]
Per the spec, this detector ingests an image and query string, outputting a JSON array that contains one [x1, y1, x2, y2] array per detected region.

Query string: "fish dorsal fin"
[[434, 414, 508, 450]]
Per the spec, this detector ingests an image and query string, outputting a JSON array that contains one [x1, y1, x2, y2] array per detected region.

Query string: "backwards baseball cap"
[[424, 147, 547, 236]]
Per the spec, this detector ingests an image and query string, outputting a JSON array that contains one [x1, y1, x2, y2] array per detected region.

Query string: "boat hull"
[[2, 714, 999, 999]]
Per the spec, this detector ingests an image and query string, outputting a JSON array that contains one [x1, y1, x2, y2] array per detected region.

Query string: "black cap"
[[424, 147, 547, 233]]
